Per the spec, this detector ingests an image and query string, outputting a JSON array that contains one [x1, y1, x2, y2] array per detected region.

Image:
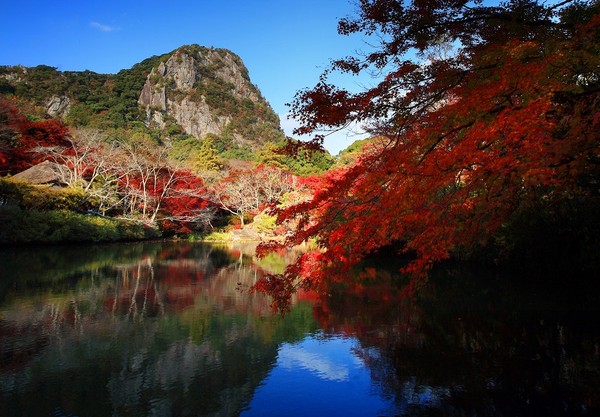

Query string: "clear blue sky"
[[1, 0, 372, 154]]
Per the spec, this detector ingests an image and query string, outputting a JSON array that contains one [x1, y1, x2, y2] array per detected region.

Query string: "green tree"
[[257, 141, 287, 169], [191, 136, 223, 172], [258, 139, 334, 176]]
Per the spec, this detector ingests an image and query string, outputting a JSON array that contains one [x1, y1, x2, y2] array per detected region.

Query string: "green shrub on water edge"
[[0, 206, 160, 244]]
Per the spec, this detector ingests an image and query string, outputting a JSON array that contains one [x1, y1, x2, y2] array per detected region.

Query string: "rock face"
[[138, 45, 275, 146], [13, 160, 68, 187], [46, 95, 71, 118]]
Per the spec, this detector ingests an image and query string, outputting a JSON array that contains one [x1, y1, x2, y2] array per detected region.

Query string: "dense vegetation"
[[0, 98, 330, 244], [0, 56, 162, 129]]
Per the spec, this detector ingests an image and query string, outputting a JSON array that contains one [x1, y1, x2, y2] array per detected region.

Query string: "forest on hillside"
[[0, 99, 335, 242], [0, 45, 334, 243]]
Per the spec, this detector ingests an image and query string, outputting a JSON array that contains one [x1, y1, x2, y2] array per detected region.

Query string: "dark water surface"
[[0, 241, 598, 416]]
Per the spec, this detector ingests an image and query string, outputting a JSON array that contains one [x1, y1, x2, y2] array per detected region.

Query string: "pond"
[[0, 241, 598, 416]]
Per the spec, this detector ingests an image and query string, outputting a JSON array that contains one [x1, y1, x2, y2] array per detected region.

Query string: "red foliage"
[[161, 171, 207, 213], [113, 154, 211, 231], [1, 100, 70, 174], [254, 1, 600, 305]]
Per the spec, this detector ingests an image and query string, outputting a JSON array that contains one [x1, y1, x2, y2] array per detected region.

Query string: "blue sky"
[[1, 0, 373, 154]]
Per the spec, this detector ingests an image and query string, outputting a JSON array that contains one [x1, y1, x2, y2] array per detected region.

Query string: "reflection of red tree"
[[311, 265, 600, 414], [97, 253, 277, 317], [102, 261, 208, 316], [0, 245, 279, 378], [0, 322, 50, 372], [161, 265, 205, 312], [311, 270, 425, 349]]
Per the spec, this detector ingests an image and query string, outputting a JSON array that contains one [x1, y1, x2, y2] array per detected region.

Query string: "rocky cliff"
[[138, 45, 281, 147]]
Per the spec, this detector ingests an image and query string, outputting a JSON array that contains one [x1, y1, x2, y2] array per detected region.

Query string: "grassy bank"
[[0, 206, 160, 244]]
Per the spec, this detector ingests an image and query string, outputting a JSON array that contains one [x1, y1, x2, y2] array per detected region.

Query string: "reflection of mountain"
[[0, 242, 317, 417]]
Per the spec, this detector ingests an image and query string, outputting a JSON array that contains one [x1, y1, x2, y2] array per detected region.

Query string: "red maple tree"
[[0, 100, 71, 174], [256, 0, 600, 306]]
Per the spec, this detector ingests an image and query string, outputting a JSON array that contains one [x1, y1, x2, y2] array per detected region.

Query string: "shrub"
[[0, 177, 86, 211], [202, 230, 232, 242], [0, 206, 160, 244], [253, 213, 276, 234]]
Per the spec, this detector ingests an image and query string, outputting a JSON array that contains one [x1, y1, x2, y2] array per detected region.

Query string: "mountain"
[[138, 45, 284, 150], [0, 44, 284, 153]]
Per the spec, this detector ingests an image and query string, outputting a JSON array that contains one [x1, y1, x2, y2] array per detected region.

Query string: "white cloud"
[[90, 21, 118, 32]]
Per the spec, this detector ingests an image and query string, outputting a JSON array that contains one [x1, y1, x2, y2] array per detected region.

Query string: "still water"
[[0, 241, 598, 416]]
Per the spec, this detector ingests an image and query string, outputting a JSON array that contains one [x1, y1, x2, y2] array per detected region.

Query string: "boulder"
[[13, 160, 68, 187]]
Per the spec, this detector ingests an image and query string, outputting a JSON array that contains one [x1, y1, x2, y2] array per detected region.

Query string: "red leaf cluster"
[[1, 100, 71, 174]]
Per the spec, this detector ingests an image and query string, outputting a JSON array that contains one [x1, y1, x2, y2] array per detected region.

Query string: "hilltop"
[[0, 45, 284, 157]]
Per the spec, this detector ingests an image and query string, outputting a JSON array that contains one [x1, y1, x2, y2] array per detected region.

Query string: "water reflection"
[[0, 242, 599, 416], [313, 266, 600, 416], [278, 337, 352, 382], [242, 335, 400, 417], [0, 242, 317, 417]]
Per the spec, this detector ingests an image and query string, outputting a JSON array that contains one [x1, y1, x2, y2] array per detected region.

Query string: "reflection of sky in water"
[[277, 337, 353, 382], [241, 333, 399, 417]]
